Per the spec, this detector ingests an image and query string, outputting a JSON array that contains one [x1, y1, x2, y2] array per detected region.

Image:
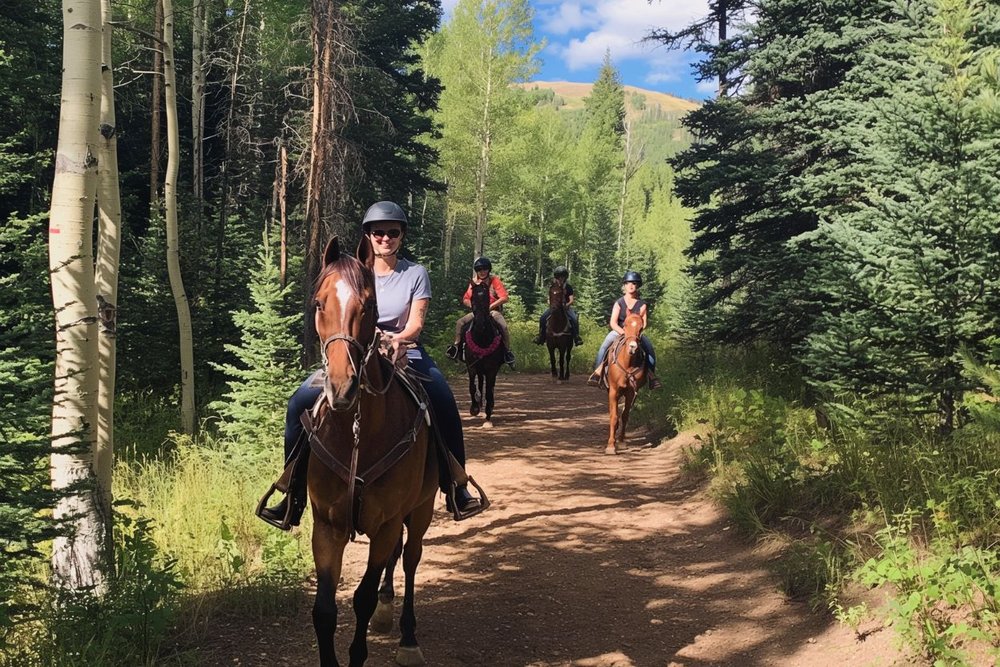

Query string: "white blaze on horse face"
[[335, 278, 353, 328]]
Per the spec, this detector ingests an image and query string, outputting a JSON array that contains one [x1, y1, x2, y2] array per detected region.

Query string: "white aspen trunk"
[[444, 209, 455, 278], [616, 119, 631, 254], [49, 0, 106, 591], [279, 141, 288, 288], [474, 65, 492, 259], [163, 0, 196, 433], [94, 0, 122, 554], [536, 208, 544, 288], [150, 0, 162, 209], [191, 0, 205, 202]]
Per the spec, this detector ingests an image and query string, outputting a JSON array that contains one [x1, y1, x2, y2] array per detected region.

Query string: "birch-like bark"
[[191, 0, 206, 202], [150, 0, 162, 208], [94, 0, 122, 559], [163, 0, 196, 433], [49, 0, 106, 590], [279, 141, 288, 288], [616, 119, 642, 255]]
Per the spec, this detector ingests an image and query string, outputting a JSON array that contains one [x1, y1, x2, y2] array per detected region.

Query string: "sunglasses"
[[370, 228, 402, 239]]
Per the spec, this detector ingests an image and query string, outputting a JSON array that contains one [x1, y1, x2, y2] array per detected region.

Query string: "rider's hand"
[[388, 337, 408, 370]]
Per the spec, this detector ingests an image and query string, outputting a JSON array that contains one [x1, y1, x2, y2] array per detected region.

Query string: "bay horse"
[[462, 281, 504, 428], [308, 236, 439, 666], [604, 312, 648, 455], [545, 279, 573, 382]]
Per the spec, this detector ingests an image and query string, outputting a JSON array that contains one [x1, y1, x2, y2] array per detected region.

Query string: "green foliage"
[[801, 0, 1000, 430], [208, 239, 300, 445], [857, 513, 1000, 664]]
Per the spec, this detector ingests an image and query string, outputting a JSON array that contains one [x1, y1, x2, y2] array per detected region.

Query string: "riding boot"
[[587, 364, 603, 387], [257, 436, 310, 530], [647, 368, 663, 390]]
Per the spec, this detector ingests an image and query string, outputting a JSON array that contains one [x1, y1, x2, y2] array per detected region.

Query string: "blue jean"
[[593, 331, 656, 371], [284, 345, 466, 469], [539, 308, 579, 338]]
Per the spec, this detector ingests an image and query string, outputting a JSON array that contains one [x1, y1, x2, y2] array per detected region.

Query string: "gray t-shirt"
[[376, 257, 431, 336]]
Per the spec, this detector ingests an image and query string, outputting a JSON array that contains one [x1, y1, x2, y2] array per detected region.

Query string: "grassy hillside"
[[517, 80, 700, 118]]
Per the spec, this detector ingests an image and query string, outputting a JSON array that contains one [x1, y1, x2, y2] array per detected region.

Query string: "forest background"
[[3, 0, 1000, 664]]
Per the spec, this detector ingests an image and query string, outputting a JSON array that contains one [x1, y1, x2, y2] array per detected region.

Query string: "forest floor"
[[197, 373, 914, 667]]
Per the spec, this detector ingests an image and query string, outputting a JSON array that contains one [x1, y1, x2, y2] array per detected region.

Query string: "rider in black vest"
[[587, 271, 662, 389], [534, 266, 583, 346]]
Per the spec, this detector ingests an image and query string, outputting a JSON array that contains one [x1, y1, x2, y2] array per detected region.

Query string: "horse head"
[[470, 281, 492, 324], [313, 237, 378, 410], [622, 313, 644, 359], [548, 280, 565, 311]]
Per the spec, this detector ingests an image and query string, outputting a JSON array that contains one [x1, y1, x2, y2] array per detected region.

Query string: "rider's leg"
[[448, 313, 474, 359], [568, 308, 583, 346], [535, 309, 550, 344], [407, 348, 481, 514], [260, 372, 323, 525], [491, 311, 515, 366], [641, 335, 662, 389], [588, 331, 618, 386]]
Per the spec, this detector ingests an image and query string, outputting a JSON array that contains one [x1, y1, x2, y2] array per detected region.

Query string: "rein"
[[611, 334, 646, 390]]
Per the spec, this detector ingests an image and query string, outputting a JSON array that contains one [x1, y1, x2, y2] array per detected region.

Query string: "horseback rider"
[[587, 270, 662, 389], [533, 265, 583, 346], [260, 201, 485, 528], [446, 256, 516, 368]]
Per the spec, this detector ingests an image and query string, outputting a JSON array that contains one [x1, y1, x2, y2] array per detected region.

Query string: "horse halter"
[[318, 297, 389, 411]]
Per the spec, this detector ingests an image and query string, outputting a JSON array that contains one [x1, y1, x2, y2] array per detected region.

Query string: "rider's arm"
[[394, 297, 429, 343], [490, 276, 509, 310], [609, 302, 624, 335], [462, 282, 473, 310], [565, 293, 574, 307], [640, 303, 649, 330]]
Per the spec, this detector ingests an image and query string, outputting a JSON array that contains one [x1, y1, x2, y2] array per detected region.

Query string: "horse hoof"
[[604, 446, 616, 455], [470, 406, 480, 417], [396, 645, 426, 666], [370, 601, 394, 633], [482, 420, 493, 429]]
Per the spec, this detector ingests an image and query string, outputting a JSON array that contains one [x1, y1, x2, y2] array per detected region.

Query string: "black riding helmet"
[[622, 270, 642, 286], [553, 266, 569, 278], [361, 200, 408, 232], [474, 256, 492, 272]]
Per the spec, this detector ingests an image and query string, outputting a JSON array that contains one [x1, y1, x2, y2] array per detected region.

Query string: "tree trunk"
[[616, 119, 642, 257], [162, 0, 196, 433], [444, 208, 455, 278], [474, 71, 492, 259], [536, 208, 544, 288], [191, 0, 206, 203], [150, 0, 162, 209], [279, 140, 288, 288], [717, 0, 728, 96], [49, 0, 106, 591], [94, 0, 122, 562]]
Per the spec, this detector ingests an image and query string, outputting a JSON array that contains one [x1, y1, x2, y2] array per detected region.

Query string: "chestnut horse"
[[604, 312, 648, 455], [463, 281, 504, 428], [309, 236, 439, 666], [545, 280, 573, 382]]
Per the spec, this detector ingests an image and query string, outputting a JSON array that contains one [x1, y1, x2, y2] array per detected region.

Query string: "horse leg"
[[397, 497, 435, 666], [548, 344, 557, 381], [313, 516, 348, 667], [483, 370, 496, 428], [349, 519, 404, 667], [563, 345, 572, 381], [617, 389, 637, 453], [468, 369, 480, 416], [606, 387, 620, 455], [371, 531, 403, 634]]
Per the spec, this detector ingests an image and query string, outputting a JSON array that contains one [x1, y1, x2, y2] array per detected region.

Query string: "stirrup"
[[445, 477, 490, 521], [256, 483, 305, 530]]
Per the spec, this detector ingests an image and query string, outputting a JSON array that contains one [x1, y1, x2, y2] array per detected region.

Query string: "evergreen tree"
[[209, 239, 300, 444], [801, 0, 1000, 430]]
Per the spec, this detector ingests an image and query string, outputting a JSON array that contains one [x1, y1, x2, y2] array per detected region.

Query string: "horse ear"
[[323, 237, 340, 268], [356, 233, 374, 269]]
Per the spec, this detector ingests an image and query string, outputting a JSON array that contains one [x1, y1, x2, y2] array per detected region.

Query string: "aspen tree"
[[162, 0, 196, 433], [48, 0, 106, 589]]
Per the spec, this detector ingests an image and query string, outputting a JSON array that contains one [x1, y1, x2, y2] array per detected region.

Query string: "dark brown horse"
[[604, 312, 648, 455], [308, 236, 439, 666], [545, 280, 573, 382], [462, 281, 504, 428]]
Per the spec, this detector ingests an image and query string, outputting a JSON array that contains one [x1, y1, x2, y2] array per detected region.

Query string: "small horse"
[[462, 281, 504, 428], [604, 312, 648, 455], [309, 236, 439, 666], [545, 280, 573, 382]]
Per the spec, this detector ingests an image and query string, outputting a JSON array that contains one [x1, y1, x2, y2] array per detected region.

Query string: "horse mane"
[[313, 255, 374, 301]]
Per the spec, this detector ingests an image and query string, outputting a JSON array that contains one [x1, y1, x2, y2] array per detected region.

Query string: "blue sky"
[[441, 0, 716, 101]]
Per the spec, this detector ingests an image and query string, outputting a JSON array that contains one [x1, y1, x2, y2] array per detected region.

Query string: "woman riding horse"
[[534, 266, 583, 347], [260, 201, 485, 527], [587, 271, 662, 390], [461, 281, 506, 426], [446, 256, 515, 368]]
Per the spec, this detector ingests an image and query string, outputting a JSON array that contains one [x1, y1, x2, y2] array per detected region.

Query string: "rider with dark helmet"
[[587, 270, 661, 389], [260, 201, 485, 527], [534, 265, 583, 346], [446, 256, 516, 368]]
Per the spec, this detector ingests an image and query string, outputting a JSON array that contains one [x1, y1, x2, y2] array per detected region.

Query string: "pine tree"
[[801, 0, 1000, 430], [210, 239, 300, 445]]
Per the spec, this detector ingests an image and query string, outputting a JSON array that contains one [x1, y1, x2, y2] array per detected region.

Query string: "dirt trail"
[[208, 374, 909, 667]]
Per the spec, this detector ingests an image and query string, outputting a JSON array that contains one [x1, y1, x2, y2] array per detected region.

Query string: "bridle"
[[318, 296, 394, 412]]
